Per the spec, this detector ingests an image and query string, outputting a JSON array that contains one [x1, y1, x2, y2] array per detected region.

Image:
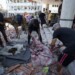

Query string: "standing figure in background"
[[16, 14, 23, 26], [48, 10, 52, 26], [58, 3, 62, 17], [39, 11, 46, 28], [22, 15, 27, 33], [58, 0, 63, 18]]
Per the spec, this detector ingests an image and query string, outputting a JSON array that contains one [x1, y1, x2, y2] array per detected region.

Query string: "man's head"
[[49, 10, 51, 13], [52, 23, 60, 31]]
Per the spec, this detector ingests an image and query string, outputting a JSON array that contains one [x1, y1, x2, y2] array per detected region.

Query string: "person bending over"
[[28, 18, 42, 45], [50, 23, 75, 75]]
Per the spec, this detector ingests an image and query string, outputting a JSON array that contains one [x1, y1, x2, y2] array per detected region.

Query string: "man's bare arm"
[[51, 38, 57, 46]]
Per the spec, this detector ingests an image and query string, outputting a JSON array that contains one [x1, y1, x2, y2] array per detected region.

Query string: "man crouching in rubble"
[[28, 18, 42, 45], [50, 23, 75, 75]]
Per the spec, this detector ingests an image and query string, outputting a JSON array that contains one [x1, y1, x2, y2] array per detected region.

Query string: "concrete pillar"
[[60, 0, 75, 28]]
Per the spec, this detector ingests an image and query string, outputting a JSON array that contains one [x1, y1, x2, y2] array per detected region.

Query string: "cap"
[[52, 23, 60, 30]]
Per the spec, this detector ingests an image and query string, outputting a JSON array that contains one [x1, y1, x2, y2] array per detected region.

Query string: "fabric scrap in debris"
[[2, 47, 31, 67]]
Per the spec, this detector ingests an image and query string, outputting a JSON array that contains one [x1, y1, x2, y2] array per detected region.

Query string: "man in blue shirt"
[[16, 14, 23, 26]]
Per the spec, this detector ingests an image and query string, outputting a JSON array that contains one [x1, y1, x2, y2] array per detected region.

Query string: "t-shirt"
[[53, 28, 75, 47], [0, 13, 5, 30], [28, 18, 39, 31], [16, 14, 23, 25], [48, 13, 52, 21], [39, 13, 46, 24], [39, 13, 45, 20]]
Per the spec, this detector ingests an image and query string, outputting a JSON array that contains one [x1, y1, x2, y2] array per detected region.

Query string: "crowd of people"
[[0, 9, 53, 47], [0, 6, 75, 75]]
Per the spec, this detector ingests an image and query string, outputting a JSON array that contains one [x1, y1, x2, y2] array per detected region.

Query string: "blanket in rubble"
[[2, 47, 31, 67], [30, 37, 55, 66]]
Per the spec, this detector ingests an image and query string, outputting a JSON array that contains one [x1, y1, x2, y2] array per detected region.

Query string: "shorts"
[[58, 53, 74, 67], [58, 43, 75, 67]]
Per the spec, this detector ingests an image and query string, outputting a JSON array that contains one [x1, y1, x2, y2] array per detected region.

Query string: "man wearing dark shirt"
[[16, 14, 23, 26], [51, 23, 75, 74], [0, 12, 8, 46], [58, 4, 62, 17], [53, 28, 75, 47], [39, 12, 46, 26], [28, 18, 42, 45]]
